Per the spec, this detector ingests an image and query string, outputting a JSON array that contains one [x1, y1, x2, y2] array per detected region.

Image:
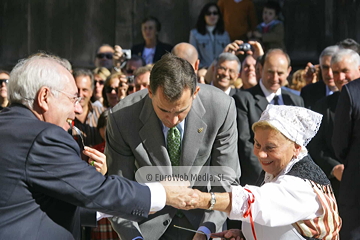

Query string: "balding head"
[[172, 42, 200, 71]]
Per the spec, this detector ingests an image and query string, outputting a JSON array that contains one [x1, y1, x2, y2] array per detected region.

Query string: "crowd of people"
[[2, 0, 360, 239]]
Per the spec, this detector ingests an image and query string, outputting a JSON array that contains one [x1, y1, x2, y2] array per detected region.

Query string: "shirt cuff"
[[197, 226, 211, 239], [96, 212, 113, 221], [229, 185, 249, 220], [145, 182, 166, 212]]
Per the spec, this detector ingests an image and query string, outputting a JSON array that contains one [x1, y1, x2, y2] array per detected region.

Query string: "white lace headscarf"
[[254, 104, 323, 178]]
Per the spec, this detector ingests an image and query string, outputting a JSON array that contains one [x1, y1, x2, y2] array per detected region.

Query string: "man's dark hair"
[[150, 53, 197, 102], [72, 68, 94, 85], [337, 38, 360, 54], [196, 3, 225, 35], [264, 1, 281, 16], [142, 16, 161, 32]]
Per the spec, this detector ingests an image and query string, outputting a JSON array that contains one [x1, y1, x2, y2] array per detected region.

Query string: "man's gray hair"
[[8, 54, 71, 110], [331, 48, 360, 67], [319, 45, 340, 63], [216, 52, 241, 73]]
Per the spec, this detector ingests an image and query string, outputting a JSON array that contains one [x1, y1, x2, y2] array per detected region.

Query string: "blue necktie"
[[273, 95, 280, 105]]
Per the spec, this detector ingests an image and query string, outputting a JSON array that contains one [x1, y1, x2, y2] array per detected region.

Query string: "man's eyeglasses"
[[96, 53, 113, 60], [53, 89, 82, 105], [94, 80, 105, 86], [105, 86, 119, 94], [205, 11, 218, 16], [0, 79, 8, 85]]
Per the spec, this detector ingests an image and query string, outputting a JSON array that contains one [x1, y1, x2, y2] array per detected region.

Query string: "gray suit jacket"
[[233, 84, 304, 185], [106, 84, 241, 240]]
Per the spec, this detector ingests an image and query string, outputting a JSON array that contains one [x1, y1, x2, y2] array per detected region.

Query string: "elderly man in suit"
[[309, 48, 360, 199], [233, 48, 304, 186], [301, 45, 339, 109], [0, 54, 194, 240], [106, 53, 240, 240], [211, 52, 241, 96], [332, 52, 360, 239]]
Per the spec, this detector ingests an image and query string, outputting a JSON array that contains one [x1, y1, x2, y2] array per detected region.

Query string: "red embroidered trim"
[[243, 188, 257, 240]]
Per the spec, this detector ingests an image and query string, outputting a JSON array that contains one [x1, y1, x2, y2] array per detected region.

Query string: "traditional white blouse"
[[228, 155, 340, 240]]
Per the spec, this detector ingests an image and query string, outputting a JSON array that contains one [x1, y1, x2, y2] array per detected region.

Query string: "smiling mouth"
[[261, 160, 273, 165]]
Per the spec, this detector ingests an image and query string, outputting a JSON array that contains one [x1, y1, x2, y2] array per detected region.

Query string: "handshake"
[[161, 180, 221, 212]]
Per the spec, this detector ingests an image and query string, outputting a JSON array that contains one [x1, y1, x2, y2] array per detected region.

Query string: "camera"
[[127, 75, 134, 84], [122, 49, 132, 60], [238, 43, 251, 52]]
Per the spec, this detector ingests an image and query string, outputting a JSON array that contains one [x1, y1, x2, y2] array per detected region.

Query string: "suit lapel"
[[139, 96, 171, 167], [282, 90, 296, 105], [181, 94, 207, 168], [252, 85, 268, 111]]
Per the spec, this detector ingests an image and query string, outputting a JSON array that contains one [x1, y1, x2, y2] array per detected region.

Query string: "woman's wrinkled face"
[[253, 127, 300, 177]]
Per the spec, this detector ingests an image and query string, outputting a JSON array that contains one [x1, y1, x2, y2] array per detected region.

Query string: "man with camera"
[[94, 44, 115, 70]]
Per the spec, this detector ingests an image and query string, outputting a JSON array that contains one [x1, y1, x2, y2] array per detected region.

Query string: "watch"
[[208, 192, 216, 210]]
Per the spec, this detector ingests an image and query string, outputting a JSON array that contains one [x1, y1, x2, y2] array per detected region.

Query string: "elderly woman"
[[190, 105, 341, 240]]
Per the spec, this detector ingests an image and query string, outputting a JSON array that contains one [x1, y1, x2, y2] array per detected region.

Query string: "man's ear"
[[287, 66, 292, 76], [147, 85, 153, 99], [192, 86, 200, 100], [37, 87, 51, 112], [194, 59, 200, 71]]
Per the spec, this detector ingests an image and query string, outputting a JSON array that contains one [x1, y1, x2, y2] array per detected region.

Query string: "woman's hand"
[[83, 146, 107, 175], [118, 75, 129, 99], [113, 45, 125, 69], [211, 229, 245, 240]]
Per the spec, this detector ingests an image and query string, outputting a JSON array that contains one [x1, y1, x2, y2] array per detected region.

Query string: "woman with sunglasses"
[[92, 67, 111, 107], [189, 3, 230, 68], [0, 70, 10, 111], [102, 72, 128, 108]]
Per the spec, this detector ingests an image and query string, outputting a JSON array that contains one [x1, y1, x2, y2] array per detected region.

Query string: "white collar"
[[259, 79, 282, 103]]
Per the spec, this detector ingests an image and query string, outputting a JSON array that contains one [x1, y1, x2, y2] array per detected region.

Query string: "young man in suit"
[[106, 53, 241, 240], [0, 54, 194, 240], [309, 48, 360, 199], [233, 48, 304, 186]]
